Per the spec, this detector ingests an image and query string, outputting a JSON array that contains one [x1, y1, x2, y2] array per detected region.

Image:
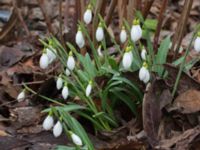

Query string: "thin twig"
[[105, 0, 117, 26], [172, 0, 193, 60], [153, 0, 168, 52], [37, 0, 54, 35], [142, 0, 155, 19]]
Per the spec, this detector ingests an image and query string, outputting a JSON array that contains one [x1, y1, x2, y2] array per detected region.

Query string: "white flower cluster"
[[42, 115, 83, 146]]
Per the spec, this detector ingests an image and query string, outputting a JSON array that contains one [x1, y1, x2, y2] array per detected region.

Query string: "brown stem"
[[59, 0, 66, 50], [105, 0, 117, 26], [64, 0, 69, 28], [172, 0, 193, 60], [142, 0, 154, 19], [37, 0, 54, 35], [153, 0, 168, 52]]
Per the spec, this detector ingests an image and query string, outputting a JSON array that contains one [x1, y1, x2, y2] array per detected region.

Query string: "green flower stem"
[[172, 32, 196, 97]]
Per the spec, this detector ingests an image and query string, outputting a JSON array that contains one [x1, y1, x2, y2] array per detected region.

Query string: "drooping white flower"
[[17, 90, 25, 102], [65, 68, 71, 76], [62, 85, 69, 99], [43, 115, 54, 130], [86, 81, 92, 97], [39, 53, 49, 69], [120, 26, 127, 44], [56, 76, 63, 90], [131, 19, 142, 42], [53, 121, 63, 137], [70, 131, 83, 146], [46, 48, 57, 64], [139, 62, 150, 83], [194, 34, 200, 52], [96, 23, 104, 42], [97, 45, 103, 57], [122, 46, 133, 70], [67, 51, 75, 71], [83, 5, 92, 24], [75, 28, 85, 48], [141, 48, 147, 60]]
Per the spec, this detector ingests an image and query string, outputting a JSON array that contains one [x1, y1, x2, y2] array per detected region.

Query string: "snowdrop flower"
[[120, 26, 127, 44], [122, 46, 133, 70], [53, 121, 63, 137], [131, 19, 142, 42], [194, 32, 200, 52], [97, 45, 103, 57], [139, 62, 150, 83], [96, 22, 104, 42], [141, 47, 147, 60], [43, 115, 54, 130], [70, 131, 83, 146], [83, 4, 92, 24], [75, 27, 85, 48], [39, 52, 49, 69], [17, 89, 25, 102], [86, 80, 92, 97], [62, 84, 69, 99], [56, 75, 63, 90], [65, 68, 71, 76], [67, 51, 75, 71], [46, 48, 57, 64]]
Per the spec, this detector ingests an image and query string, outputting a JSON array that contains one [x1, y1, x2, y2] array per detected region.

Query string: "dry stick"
[[37, 0, 54, 35], [127, 0, 135, 24], [14, 1, 31, 36], [58, 0, 67, 50], [64, 0, 69, 28], [153, 0, 168, 52], [172, 0, 193, 60], [105, 0, 117, 26], [142, 0, 155, 20], [118, 0, 128, 28]]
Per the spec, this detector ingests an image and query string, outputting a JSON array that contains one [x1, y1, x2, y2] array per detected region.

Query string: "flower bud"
[[96, 23, 104, 42], [46, 48, 57, 64], [75, 28, 85, 48], [194, 33, 200, 52], [56, 76, 63, 90], [120, 26, 127, 44], [53, 121, 63, 137], [65, 68, 71, 76], [70, 131, 83, 146], [17, 90, 25, 102], [97, 45, 103, 57], [139, 62, 150, 83], [67, 51, 75, 71], [43, 115, 54, 130], [122, 46, 133, 70], [62, 85, 69, 99], [83, 5, 92, 24], [86, 81, 92, 97], [141, 48, 147, 60], [39, 53, 49, 69], [131, 19, 142, 42]]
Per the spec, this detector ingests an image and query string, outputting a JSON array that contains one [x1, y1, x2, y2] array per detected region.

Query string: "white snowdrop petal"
[[43, 115, 54, 130], [39, 53, 49, 69], [67, 56, 75, 71], [75, 31, 85, 48], [56, 77, 63, 90], [122, 52, 133, 70], [17, 91, 25, 102], [65, 68, 71, 76], [131, 25, 142, 42], [83, 9, 92, 24], [194, 37, 200, 52], [96, 27, 104, 42], [120, 30, 127, 43], [139, 67, 147, 81], [97, 46, 103, 57], [71, 133, 83, 146], [62, 86, 69, 99], [53, 121, 63, 137], [143, 70, 150, 83], [141, 49, 147, 60], [46, 48, 56, 64], [86, 84, 92, 97]]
